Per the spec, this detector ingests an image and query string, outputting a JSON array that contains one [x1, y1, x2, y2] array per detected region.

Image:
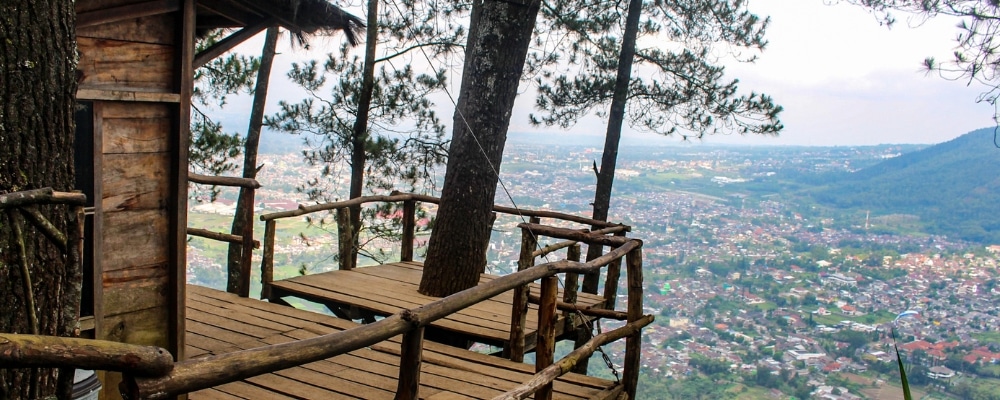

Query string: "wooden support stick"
[[19, 206, 68, 252], [0, 334, 173, 376], [186, 228, 259, 249], [535, 276, 559, 400], [623, 247, 645, 400], [6, 211, 38, 334], [193, 19, 272, 69], [531, 226, 629, 258], [492, 315, 654, 400], [260, 220, 276, 300], [526, 294, 627, 320], [394, 326, 424, 400], [187, 173, 261, 189], [518, 223, 628, 247], [506, 218, 538, 361], [77, 0, 180, 28], [0, 188, 86, 209], [237, 187, 256, 298], [564, 244, 581, 332], [400, 200, 415, 262]]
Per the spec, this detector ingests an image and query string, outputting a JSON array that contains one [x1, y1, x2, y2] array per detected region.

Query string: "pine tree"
[[0, 0, 79, 398], [267, 0, 462, 269]]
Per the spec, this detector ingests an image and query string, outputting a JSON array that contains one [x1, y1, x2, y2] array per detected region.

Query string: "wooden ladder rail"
[[187, 173, 260, 297]]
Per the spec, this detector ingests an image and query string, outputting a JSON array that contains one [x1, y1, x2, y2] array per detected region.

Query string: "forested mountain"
[[809, 128, 1000, 243]]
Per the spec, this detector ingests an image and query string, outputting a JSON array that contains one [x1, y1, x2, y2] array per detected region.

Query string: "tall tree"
[[845, 0, 1000, 123], [268, 0, 459, 268], [226, 27, 280, 294], [0, 0, 79, 398], [529, 0, 782, 284], [418, 0, 543, 297]]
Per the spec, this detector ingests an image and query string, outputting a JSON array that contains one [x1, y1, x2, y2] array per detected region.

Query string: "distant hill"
[[808, 128, 1000, 244]]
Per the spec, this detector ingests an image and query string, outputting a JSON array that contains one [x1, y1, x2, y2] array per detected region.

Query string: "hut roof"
[[197, 0, 364, 45]]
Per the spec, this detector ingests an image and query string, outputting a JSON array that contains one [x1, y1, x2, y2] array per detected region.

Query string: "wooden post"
[[395, 326, 424, 400], [563, 244, 580, 333], [601, 230, 627, 310], [336, 207, 356, 270], [237, 186, 255, 297], [623, 246, 644, 400], [505, 217, 538, 361], [535, 276, 558, 400], [260, 219, 276, 300], [401, 200, 415, 262]]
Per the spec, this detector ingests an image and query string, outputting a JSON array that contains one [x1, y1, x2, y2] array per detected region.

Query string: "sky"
[[225, 0, 996, 148]]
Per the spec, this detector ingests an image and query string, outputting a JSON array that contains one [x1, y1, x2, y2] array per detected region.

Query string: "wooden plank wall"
[[75, 1, 186, 399]]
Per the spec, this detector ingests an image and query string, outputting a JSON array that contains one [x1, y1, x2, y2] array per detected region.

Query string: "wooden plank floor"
[[268, 261, 608, 350], [186, 285, 622, 400]]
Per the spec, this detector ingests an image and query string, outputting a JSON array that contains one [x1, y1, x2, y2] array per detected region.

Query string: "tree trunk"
[[0, 0, 79, 398], [341, 0, 379, 271], [227, 26, 279, 293], [582, 0, 642, 293], [419, 0, 541, 297]]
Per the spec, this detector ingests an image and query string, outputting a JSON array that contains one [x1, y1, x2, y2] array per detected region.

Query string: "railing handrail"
[[187, 173, 260, 189], [0, 187, 87, 209], [258, 191, 627, 229], [122, 239, 643, 399]]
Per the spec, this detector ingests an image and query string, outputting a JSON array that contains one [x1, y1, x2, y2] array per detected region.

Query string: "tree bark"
[[0, 0, 79, 398], [227, 26, 279, 294], [340, 0, 380, 271], [419, 0, 541, 297], [583, 0, 642, 292]]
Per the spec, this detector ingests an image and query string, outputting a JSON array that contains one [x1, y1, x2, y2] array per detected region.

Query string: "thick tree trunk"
[[227, 26, 279, 294], [0, 0, 79, 398], [582, 0, 642, 292], [419, 0, 541, 297]]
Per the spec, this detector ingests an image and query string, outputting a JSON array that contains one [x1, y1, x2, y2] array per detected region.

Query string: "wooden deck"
[[185, 284, 622, 400], [268, 261, 608, 350]]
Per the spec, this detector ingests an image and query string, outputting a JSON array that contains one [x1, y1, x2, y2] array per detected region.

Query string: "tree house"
[[72, 0, 361, 397]]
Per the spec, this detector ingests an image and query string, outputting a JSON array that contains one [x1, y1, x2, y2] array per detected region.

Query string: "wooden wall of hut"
[[75, 0, 192, 398]]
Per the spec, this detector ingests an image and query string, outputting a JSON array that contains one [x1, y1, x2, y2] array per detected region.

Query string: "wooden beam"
[[492, 315, 654, 400], [260, 220, 276, 300], [518, 223, 629, 247], [192, 20, 272, 69], [188, 173, 260, 188], [623, 247, 645, 400], [77, 0, 180, 28], [0, 188, 86, 209], [186, 227, 259, 249], [526, 294, 627, 320], [0, 334, 173, 376], [534, 276, 559, 400], [400, 200, 416, 262], [76, 89, 181, 103], [172, 0, 197, 366], [505, 217, 538, 362], [394, 327, 423, 400]]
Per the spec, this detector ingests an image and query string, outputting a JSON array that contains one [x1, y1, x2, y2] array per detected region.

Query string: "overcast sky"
[[230, 0, 996, 148]]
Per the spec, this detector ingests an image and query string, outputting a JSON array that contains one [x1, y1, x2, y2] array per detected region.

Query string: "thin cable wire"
[[383, 0, 621, 377]]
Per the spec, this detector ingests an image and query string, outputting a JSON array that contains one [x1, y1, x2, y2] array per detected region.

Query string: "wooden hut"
[[72, 1, 361, 397]]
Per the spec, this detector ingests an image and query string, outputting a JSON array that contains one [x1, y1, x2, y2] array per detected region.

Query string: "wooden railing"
[[186, 172, 260, 297], [116, 228, 649, 400], [257, 191, 628, 300], [2, 189, 652, 400]]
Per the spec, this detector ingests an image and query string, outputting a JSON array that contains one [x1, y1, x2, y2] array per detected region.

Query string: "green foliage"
[[806, 128, 1000, 243], [189, 30, 259, 179], [529, 0, 782, 139]]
